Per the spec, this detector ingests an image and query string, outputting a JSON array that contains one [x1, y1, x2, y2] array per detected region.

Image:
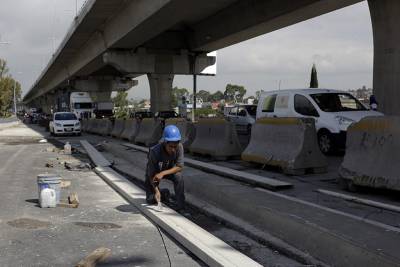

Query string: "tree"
[[224, 84, 246, 103], [112, 91, 129, 118], [209, 90, 224, 102], [0, 59, 22, 117], [197, 90, 211, 102], [171, 87, 189, 107], [309, 63, 318, 88]]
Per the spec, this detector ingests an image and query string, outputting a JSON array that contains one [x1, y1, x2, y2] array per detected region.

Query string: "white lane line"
[[317, 189, 400, 214], [255, 187, 400, 233]]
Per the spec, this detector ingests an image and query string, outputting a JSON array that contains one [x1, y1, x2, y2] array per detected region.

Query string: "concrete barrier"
[[111, 119, 125, 138], [120, 119, 140, 142], [189, 118, 242, 159], [81, 119, 88, 132], [86, 119, 97, 133], [96, 119, 113, 136], [134, 118, 162, 147], [339, 116, 400, 191], [242, 118, 327, 175], [165, 118, 195, 150]]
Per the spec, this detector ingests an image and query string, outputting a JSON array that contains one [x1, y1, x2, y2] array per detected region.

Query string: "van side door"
[[273, 94, 290, 117], [258, 94, 277, 118], [294, 94, 319, 119]]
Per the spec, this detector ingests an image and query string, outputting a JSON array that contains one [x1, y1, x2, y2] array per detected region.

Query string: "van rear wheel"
[[318, 130, 333, 154]]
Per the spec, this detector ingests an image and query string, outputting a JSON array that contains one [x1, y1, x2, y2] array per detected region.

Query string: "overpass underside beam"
[[104, 50, 216, 112], [103, 50, 215, 75], [369, 0, 400, 115]]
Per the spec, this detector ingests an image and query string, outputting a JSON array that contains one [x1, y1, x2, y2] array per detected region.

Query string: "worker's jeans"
[[145, 172, 185, 210]]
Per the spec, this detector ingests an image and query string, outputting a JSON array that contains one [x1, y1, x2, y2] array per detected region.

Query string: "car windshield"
[[245, 106, 257, 116], [310, 93, 367, 112], [55, 113, 77, 120], [74, 103, 92, 109]]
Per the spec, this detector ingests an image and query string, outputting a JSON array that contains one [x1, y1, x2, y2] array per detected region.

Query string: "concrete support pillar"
[[147, 74, 174, 113], [369, 0, 400, 115]]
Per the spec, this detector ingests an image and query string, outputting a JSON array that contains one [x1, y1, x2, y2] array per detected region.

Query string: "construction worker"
[[145, 125, 185, 211]]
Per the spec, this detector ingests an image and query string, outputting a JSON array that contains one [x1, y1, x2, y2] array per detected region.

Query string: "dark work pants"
[[145, 172, 185, 209]]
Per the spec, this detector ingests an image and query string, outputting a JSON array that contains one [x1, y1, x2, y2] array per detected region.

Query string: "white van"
[[256, 89, 383, 153]]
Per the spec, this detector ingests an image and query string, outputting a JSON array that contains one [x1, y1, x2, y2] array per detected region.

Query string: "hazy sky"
[[0, 1, 373, 100]]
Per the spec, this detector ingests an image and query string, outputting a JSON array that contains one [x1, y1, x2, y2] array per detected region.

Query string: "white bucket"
[[40, 188, 57, 208], [37, 174, 62, 204]]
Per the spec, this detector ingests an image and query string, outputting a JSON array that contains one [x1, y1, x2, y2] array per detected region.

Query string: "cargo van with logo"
[[256, 89, 383, 153]]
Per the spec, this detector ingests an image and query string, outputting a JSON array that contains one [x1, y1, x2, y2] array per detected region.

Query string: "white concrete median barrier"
[[189, 118, 242, 159], [81, 119, 89, 132], [165, 118, 195, 150], [86, 119, 97, 133], [339, 116, 400, 191], [110, 119, 125, 138], [134, 118, 162, 147], [95, 119, 112, 136], [120, 119, 140, 142], [242, 118, 327, 175]]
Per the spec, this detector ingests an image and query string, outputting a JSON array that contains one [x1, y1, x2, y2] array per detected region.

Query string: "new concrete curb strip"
[[94, 166, 262, 267], [120, 142, 292, 191], [80, 140, 112, 167], [185, 158, 292, 191]]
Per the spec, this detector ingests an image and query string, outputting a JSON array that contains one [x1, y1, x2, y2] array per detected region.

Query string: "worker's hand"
[[153, 173, 164, 182]]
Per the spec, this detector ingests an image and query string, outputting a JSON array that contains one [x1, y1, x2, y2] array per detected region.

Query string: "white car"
[[49, 112, 81, 136], [224, 104, 257, 133], [257, 89, 383, 154]]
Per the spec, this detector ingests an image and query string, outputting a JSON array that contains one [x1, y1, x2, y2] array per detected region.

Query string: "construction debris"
[[60, 180, 71, 188], [45, 162, 54, 168], [58, 193, 79, 208], [64, 161, 91, 171], [75, 247, 111, 267]]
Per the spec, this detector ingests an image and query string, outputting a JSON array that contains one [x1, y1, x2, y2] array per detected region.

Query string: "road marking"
[[255, 187, 400, 233], [317, 189, 400, 214]]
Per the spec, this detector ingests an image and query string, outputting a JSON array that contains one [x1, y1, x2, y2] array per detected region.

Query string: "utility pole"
[[13, 86, 17, 115], [190, 54, 198, 122]]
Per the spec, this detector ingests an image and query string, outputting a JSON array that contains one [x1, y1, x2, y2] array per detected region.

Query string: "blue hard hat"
[[163, 125, 181, 142]]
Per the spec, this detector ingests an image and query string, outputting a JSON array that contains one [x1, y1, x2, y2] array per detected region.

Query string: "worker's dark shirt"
[[145, 143, 184, 180]]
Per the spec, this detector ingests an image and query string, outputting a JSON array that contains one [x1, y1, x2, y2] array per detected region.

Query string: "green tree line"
[[0, 59, 22, 117]]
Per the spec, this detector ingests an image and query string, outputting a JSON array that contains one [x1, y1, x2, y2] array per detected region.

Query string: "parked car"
[[224, 104, 257, 133], [49, 112, 81, 136], [256, 89, 383, 154], [131, 111, 153, 120], [154, 110, 179, 120]]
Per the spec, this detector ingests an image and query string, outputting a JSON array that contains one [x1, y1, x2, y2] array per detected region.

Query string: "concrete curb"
[[81, 140, 262, 266], [95, 166, 262, 267], [121, 142, 292, 191]]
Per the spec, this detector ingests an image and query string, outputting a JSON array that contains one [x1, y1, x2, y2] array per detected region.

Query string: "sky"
[[0, 1, 373, 100]]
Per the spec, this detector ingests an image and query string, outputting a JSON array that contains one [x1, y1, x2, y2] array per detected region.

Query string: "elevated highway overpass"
[[23, 0, 400, 115]]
